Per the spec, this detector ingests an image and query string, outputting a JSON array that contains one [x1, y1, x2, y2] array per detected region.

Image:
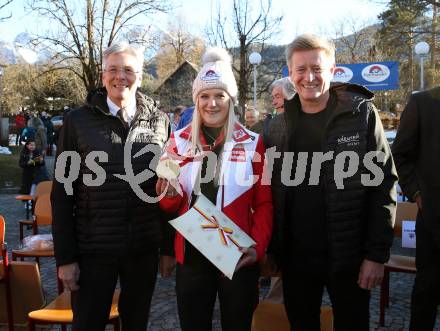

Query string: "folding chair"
[[28, 289, 120, 331], [252, 302, 333, 331], [0, 258, 44, 329], [12, 193, 54, 266], [15, 180, 52, 239], [2, 255, 119, 331], [11, 193, 60, 294], [254, 260, 333, 331], [0, 215, 14, 331], [379, 201, 418, 326]]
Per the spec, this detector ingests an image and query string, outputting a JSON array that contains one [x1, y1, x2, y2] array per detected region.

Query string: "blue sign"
[[281, 65, 289, 78], [281, 61, 399, 91]]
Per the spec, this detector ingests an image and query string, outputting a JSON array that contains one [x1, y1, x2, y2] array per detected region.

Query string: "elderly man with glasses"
[[51, 42, 170, 331]]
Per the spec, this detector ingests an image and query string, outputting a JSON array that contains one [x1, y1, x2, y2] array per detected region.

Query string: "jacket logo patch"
[[229, 144, 246, 162], [233, 129, 249, 142], [337, 132, 360, 146]]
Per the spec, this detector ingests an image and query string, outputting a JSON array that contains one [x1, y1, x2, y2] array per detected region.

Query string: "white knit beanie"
[[192, 47, 238, 104]]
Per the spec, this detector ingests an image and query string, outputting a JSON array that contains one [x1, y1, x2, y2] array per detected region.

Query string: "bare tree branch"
[[205, 0, 283, 112], [0, 0, 13, 22], [27, 0, 171, 92]]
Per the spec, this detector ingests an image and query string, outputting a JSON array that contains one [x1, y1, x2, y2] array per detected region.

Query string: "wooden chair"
[[379, 201, 418, 326], [28, 289, 121, 331], [12, 193, 54, 264], [1, 254, 119, 330], [16, 180, 53, 239], [0, 215, 14, 331], [256, 257, 334, 330], [0, 260, 45, 329], [252, 301, 333, 331]]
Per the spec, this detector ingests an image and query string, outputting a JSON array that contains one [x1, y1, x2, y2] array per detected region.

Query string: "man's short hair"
[[270, 77, 296, 100], [285, 34, 335, 66], [103, 42, 144, 71]]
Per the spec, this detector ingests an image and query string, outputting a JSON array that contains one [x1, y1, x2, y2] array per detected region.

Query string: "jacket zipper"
[[320, 107, 362, 270]]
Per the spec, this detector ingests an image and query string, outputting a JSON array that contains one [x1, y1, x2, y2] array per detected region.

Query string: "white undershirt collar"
[[106, 96, 137, 123]]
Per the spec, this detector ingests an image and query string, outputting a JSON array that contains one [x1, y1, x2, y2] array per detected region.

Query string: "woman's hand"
[[235, 247, 257, 272], [156, 177, 179, 198]]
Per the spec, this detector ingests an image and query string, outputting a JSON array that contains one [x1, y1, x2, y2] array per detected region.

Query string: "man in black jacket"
[[265, 34, 397, 331], [51, 42, 170, 331], [392, 87, 440, 331]]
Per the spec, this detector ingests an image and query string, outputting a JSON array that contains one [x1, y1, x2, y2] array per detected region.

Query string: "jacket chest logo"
[[229, 144, 246, 162], [337, 132, 360, 146], [233, 129, 247, 141]]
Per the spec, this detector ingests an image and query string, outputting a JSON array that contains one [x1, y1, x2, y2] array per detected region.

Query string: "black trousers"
[[175, 261, 259, 331], [71, 251, 158, 331], [282, 264, 370, 331], [410, 217, 440, 331]]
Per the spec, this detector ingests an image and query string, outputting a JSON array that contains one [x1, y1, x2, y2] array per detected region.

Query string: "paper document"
[[169, 194, 256, 279], [402, 220, 416, 248]]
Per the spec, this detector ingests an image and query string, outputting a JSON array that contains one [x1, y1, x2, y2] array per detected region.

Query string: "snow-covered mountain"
[[0, 32, 52, 65]]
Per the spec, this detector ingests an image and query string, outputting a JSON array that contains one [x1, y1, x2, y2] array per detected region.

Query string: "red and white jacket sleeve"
[[250, 136, 273, 261]]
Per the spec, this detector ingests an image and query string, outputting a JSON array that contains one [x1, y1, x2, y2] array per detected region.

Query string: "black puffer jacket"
[[266, 83, 397, 272], [51, 88, 170, 266]]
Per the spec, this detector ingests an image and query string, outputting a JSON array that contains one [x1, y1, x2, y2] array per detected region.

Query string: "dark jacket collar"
[[284, 82, 374, 117], [84, 87, 159, 121], [329, 82, 374, 115], [282, 83, 375, 149]]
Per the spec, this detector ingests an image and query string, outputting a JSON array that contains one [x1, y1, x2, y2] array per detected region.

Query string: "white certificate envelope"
[[402, 220, 416, 248], [169, 194, 256, 279]]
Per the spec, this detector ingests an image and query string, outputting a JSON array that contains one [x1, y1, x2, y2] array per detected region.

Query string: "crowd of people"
[[43, 34, 439, 331], [14, 110, 56, 154]]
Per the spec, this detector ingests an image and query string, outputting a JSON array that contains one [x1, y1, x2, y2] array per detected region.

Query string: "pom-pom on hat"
[[192, 47, 238, 104]]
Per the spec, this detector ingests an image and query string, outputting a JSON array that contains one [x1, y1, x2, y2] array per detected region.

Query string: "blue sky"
[[0, 0, 386, 45]]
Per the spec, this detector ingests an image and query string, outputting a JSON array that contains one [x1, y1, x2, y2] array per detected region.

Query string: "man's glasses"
[[104, 67, 140, 77]]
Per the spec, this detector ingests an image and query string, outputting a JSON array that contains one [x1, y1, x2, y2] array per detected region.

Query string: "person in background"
[[245, 108, 263, 134], [19, 139, 49, 195], [260, 79, 295, 303], [171, 105, 185, 131], [41, 111, 55, 155], [32, 117, 48, 156], [266, 34, 397, 331], [270, 77, 295, 116], [176, 105, 195, 130], [157, 47, 273, 331], [51, 41, 170, 331], [15, 111, 26, 146], [392, 87, 440, 331], [21, 116, 38, 146]]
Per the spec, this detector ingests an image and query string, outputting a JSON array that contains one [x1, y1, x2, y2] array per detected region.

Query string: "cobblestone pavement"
[[1, 160, 439, 330]]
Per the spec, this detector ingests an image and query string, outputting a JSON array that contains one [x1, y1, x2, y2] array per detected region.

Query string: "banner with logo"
[[332, 61, 399, 90], [281, 61, 399, 91]]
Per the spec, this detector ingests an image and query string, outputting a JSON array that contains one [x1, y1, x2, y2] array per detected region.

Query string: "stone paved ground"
[[1, 156, 439, 330]]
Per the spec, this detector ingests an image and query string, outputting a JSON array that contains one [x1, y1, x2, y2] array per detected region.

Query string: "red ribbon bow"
[[193, 205, 240, 248]]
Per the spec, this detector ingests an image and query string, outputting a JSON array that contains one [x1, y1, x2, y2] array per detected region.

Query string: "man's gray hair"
[[245, 108, 259, 117], [102, 42, 145, 71], [270, 77, 296, 100], [285, 34, 335, 67]]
